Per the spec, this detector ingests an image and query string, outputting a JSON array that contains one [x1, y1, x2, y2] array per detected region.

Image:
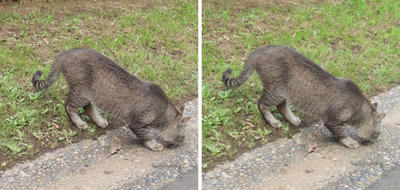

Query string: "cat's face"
[[160, 115, 189, 148], [357, 102, 384, 144]]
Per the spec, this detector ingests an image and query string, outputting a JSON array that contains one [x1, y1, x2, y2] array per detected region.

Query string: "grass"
[[0, 0, 197, 169], [202, 0, 400, 170]]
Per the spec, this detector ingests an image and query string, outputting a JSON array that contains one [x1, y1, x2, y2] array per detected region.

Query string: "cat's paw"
[[270, 119, 282, 128], [75, 121, 88, 130], [144, 139, 164, 151], [340, 137, 359, 149], [97, 119, 109, 128], [289, 116, 301, 126]]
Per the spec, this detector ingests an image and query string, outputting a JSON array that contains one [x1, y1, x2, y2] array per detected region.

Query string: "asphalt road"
[[160, 169, 198, 190], [366, 165, 400, 190]]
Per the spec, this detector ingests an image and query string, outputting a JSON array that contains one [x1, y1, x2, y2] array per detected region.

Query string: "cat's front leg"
[[128, 117, 165, 151]]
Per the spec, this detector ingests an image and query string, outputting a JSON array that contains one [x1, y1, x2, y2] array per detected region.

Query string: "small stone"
[[151, 163, 163, 168], [305, 169, 314, 173], [19, 171, 28, 178], [351, 160, 360, 165], [104, 170, 113, 174], [73, 151, 78, 155], [8, 177, 15, 183]]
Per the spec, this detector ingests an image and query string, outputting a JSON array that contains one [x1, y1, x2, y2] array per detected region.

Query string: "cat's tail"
[[32, 60, 62, 90], [222, 57, 256, 88]]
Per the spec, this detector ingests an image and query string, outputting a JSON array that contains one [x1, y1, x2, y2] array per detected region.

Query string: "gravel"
[[0, 100, 198, 190]]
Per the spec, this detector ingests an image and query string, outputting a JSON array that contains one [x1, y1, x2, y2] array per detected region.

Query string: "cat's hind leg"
[[65, 92, 89, 130], [85, 103, 108, 128], [277, 101, 301, 126], [258, 89, 285, 128]]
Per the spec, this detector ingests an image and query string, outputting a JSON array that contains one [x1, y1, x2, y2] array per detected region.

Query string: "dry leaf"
[[108, 143, 121, 157], [222, 35, 229, 41], [306, 142, 318, 154], [51, 122, 60, 129], [245, 121, 254, 128], [305, 169, 314, 173]]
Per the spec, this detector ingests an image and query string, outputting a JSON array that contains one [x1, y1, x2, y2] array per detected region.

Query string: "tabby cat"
[[223, 45, 384, 148], [33, 48, 189, 151]]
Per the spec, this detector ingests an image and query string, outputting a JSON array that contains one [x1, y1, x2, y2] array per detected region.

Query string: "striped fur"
[[222, 58, 255, 88], [32, 60, 62, 90], [31, 48, 189, 151], [222, 45, 383, 148]]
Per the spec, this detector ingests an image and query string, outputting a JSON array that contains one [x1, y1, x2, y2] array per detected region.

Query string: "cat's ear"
[[176, 105, 185, 115]]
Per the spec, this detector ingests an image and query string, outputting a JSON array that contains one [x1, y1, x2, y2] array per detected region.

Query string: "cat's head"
[[159, 104, 190, 148], [357, 101, 385, 144]]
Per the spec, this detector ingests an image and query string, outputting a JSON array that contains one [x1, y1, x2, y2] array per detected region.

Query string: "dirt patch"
[[1, 0, 167, 13], [203, 0, 337, 10]]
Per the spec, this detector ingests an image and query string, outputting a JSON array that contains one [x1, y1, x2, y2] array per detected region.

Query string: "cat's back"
[[58, 48, 141, 85], [252, 46, 336, 84]]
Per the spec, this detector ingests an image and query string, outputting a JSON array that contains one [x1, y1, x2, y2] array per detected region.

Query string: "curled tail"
[[222, 58, 255, 88], [32, 61, 62, 90]]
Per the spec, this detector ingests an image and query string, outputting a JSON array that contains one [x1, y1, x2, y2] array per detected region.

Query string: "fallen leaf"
[[104, 169, 113, 174], [222, 35, 229, 41], [306, 142, 318, 154], [305, 169, 314, 173], [108, 142, 121, 157], [51, 122, 60, 129], [245, 121, 254, 128]]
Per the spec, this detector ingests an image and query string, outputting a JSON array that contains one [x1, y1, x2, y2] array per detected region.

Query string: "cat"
[[32, 48, 189, 151], [223, 45, 384, 148]]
